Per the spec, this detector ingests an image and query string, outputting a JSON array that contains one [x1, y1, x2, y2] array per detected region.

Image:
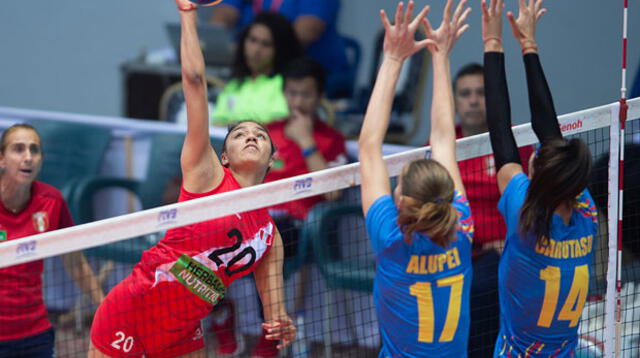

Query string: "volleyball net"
[[0, 99, 639, 357]]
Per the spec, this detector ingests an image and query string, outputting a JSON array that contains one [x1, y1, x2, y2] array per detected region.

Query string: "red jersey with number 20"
[[128, 167, 275, 312], [0, 181, 74, 341]]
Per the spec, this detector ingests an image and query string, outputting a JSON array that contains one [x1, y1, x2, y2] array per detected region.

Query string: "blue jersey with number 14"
[[496, 173, 598, 357], [365, 191, 474, 358]]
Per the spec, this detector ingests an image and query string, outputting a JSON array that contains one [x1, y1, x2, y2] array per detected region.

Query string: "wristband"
[[302, 145, 318, 158]]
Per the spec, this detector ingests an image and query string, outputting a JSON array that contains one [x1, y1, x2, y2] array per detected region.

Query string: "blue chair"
[[347, 29, 431, 144], [326, 35, 362, 100]]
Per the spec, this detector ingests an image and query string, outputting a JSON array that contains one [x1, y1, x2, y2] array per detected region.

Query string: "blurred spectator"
[[265, 57, 347, 222], [210, 0, 350, 98], [212, 12, 302, 126]]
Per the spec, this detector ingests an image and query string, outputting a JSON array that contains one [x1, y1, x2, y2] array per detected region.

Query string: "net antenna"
[[617, 0, 628, 356], [605, 1, 629, 356]]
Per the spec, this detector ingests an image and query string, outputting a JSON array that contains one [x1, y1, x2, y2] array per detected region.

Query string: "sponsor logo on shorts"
[[292, 177, 312, 195], [16, 240, 36, 258], [193, 327, 204, 341], [169, 254, 227, 306], [0, 230, 6, 242], [157, 208, 178, 227]]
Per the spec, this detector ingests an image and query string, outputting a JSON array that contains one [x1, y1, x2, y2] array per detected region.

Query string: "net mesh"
[[0, 100, 639, 357]]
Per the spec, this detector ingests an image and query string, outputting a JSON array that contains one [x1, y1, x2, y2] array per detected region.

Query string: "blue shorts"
[[0, 329, 55, 358]]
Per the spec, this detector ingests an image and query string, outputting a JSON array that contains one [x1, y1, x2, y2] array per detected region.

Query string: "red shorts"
[[90, 276, 210, 358]]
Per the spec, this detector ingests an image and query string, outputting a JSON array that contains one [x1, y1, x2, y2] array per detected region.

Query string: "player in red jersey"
[[88, 1, 295, 357], [0, 123, 105, 358]]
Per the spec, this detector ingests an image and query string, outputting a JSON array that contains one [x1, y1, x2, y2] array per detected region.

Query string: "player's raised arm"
[[482, 0, 523, 193], [176, 0, 224, 193], [425, 0, 471, 196], [358, 1, 433, 216]]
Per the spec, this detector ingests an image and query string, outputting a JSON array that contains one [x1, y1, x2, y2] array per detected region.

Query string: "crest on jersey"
[[272, 158, 284, 170], [32, 212, 49, 233]]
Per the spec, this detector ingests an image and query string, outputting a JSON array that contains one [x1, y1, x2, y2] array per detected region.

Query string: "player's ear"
[[221, 152, 230, 167]]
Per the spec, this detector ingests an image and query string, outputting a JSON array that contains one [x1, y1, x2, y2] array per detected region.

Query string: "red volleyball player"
[[88, 1, 295, 357]]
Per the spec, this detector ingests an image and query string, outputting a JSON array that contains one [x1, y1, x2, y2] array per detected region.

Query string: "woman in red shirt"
[[88, 1, 295, 357], [0, 123, 104, 358]]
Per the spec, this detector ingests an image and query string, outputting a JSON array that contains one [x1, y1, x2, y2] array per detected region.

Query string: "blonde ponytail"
[[396, 159, 459, 247], [398, 199, 458, 247]]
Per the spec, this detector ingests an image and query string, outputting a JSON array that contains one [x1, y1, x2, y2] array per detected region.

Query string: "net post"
[[604, 102, 621, 358]]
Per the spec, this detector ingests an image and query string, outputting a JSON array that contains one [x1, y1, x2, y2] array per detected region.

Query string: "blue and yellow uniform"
[[365, 191, 474, 357], [496, 173, 598, 357]]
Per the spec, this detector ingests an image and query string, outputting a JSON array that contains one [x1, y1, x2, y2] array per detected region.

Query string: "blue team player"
[[358, 1, 473, 356], [482, 0, 598, 356]]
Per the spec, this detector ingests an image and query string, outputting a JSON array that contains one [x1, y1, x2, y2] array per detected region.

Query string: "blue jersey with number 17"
[[365, 191, 474, 358], [496, 173, 598, 357]]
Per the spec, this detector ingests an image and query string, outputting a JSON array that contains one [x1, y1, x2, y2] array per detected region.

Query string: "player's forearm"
[[180, 11, 206, 87], [358, 58, 403, 152], [62, 252, 105, 305], [254, 236, 287, 321], [429, 54, 456, 154], [524, 53, 562, 143], [484, 51, 520, 170]]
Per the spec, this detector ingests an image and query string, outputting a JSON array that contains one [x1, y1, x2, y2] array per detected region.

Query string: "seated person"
[[210, 0, 350, 98], [265, 57, 348, 231], [212, 12, 302, 125]]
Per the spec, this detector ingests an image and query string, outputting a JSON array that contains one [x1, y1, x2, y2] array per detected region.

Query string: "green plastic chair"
[[27, 119, 112, 216], [307, 202, 375, 357], [74, 132, 185, 263]]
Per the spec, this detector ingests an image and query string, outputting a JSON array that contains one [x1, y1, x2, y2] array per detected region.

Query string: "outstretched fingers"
[[452, 0, 468, 26], [534, 0, 547, 22], [481, 0, 490, 18], [380, 9, 392, 33], [457, 7, 472, 30], [536, 8, 547, 21], [410, 5, 431, 30], [456, 23, 470, 39], [421, 16, 434, 39], [395, 1, 404, 27], [506, 11, 521, 39], [442, 0, 454, 25], [518, 0, 527, 12], [404, 1, 415, 27]]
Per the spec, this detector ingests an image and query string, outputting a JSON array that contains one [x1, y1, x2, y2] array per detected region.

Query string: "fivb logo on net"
[[157, 208, 178, 227], [292, 177, 313, 195], [15, 240, 36, 259]]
